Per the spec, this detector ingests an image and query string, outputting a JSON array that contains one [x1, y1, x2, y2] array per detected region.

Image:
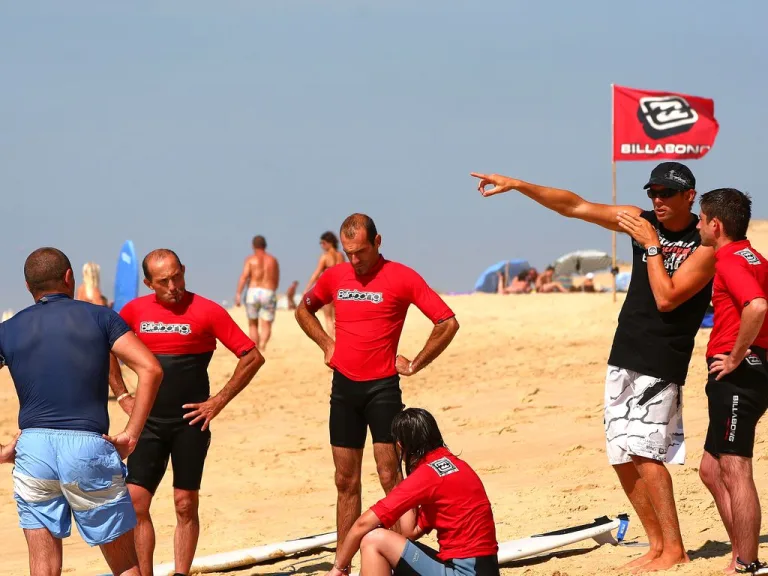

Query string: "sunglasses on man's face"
[[646, 188, 681, 200]]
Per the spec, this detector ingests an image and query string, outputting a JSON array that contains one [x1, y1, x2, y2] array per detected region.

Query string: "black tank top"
[[608, 211, 712, 384]]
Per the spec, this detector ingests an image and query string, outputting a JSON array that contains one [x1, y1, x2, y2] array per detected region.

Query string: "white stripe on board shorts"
[[603, 365, 686, 466]]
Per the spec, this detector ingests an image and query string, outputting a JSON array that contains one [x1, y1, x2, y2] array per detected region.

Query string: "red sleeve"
[[370, 466, 435, 528], [119, 300, 138, 332], [718, 258, 767, 308], [208, 302, 256, 357], [303, 268, 335, 313], [402, 267, 454, 324]]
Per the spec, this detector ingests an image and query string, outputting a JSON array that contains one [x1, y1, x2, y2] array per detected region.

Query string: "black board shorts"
[[705, 348, 768, 459], [126, 417, 212, 493], [329, 370, 404, 449]]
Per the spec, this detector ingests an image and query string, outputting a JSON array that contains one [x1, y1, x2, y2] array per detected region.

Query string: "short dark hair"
[[252, 235, 267, 250], [340, 213, 378, 245], [320, 231, 339, 250], [24, 247, 72, 294], [142, 249, 182, 280], [699, 188, 752, 241], [516, 271, 528, 281], [391, 408, 447, 476]]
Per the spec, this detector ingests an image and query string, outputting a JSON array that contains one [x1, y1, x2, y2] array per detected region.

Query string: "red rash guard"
[[120, 292, 254, 419], [708, 240, 768, 358], [370, 447, 498, 561], [303, 256, 455, 381]]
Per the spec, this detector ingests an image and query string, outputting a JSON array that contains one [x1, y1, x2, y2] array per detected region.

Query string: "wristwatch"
[[646, 246, 661, 257]]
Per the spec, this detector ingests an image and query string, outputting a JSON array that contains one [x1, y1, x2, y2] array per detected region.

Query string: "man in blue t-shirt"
[[0, 247, 163, 576]]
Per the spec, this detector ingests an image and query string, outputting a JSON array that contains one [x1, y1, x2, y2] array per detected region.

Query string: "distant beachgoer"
[[535, 266, 568, 293], [305, 231, 346, 338], [496, 271, 531, 294], [286, 281, 299, 311], [234, 236, 280, 350], [76, 262, 108, 306]]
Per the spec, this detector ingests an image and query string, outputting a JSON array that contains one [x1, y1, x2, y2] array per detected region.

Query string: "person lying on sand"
[[497, 271, 532, 294], [535, 266, 568, 293]]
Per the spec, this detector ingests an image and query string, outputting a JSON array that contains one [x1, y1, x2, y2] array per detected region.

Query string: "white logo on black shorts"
[[140, 321, 192, 335], [746, 354, 762, 366], [428, 457, 459, 477], [337, 289, 384, 304], [638, 96, 699, 139], [736, 248, 760, 266]]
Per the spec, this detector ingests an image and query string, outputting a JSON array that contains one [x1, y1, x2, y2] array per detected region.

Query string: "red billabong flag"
[[613, 84, 719, 162]]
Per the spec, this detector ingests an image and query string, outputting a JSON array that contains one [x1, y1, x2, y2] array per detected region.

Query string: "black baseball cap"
[[643, 162, 696, 191]]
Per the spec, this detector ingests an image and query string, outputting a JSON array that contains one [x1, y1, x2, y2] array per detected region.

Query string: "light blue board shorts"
[[13, 428, 137, 546]]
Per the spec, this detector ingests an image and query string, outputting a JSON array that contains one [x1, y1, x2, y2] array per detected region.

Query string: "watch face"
[[648, 246, 659, 256]]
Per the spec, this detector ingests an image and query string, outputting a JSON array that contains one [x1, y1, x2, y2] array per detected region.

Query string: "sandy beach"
[[2, 224, 768, 576]]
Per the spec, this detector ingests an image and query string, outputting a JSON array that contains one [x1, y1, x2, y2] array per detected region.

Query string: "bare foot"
[[724, 556, 737, 575], [621, 549, 661, 570], [631, 552, 690, 573]]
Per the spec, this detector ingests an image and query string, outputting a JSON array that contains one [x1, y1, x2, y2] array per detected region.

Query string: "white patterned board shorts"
[[245, 287, 277, 322], [604, 365, 686, 465]]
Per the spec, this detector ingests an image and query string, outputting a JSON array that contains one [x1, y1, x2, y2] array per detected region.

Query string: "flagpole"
[[611, 83, 617, 303]]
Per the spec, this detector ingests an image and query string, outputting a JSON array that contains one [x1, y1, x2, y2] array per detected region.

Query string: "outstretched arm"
[[617, 211, 715, 312], [471, 172, 642, 232]]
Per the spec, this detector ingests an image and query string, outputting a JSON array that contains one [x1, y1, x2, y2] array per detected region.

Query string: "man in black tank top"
[[471, 163, 715, 572]]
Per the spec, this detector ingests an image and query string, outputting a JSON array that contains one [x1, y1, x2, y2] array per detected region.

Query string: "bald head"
[[341, 213, 378, 245], [142, 249, 182, 281], [24, 247, 73, 296]]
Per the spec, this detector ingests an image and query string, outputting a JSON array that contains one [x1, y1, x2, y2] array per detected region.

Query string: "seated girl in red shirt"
[[325, 408, 500, 576]]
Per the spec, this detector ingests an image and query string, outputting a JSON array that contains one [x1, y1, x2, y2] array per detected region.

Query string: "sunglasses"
[[646, 188, 681, 199]]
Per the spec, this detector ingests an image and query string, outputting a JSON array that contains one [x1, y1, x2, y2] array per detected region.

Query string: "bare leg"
[[247, 319, 260, 349], [257, 319, 272, 351], [173, 489, 200, 575], [700, 452, 737, 572], [614, 462, 664, 569], [23, 528, 63, 576], [720, 455, 761, 566], [128, 484, 155, 576], [631, 456, 689, 572], [373, 443, 403, 534], [360, 529, 409, 576], [100, 530, 142, 576], [332, 446, 364, 560]]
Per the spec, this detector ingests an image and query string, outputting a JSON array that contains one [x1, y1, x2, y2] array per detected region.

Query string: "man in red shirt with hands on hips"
[[110, 249, 265, 576], [696, 189, 768, 575], [295, 213, 460, 564]]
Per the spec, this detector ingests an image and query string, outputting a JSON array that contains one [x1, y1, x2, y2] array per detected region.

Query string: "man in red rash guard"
[[696, 189, 768, 575], [295, 213, 460, 562], [325, 408, 499, 576], [109, 249, 265, 576]]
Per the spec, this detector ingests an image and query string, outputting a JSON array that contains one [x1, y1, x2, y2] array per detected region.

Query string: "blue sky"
[[1, 1, 766, 311]]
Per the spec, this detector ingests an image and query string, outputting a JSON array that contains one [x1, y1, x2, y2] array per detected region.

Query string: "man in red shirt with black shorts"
[[295, 213, 460, 563], [697, 189, 768, 575], [109, 249, 265, 576]]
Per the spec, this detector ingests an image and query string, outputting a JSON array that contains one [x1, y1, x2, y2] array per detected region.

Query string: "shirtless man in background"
[[235, 235, 280, 350], [305, 231, 345, 338]]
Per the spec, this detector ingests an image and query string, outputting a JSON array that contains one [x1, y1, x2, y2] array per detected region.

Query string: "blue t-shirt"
[[0, 293, 130, 434]]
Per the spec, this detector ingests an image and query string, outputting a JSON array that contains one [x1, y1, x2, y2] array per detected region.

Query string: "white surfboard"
[[96, 531, 337, 576], [151, 531, 337, 576], [497, 514, 628, 563]]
